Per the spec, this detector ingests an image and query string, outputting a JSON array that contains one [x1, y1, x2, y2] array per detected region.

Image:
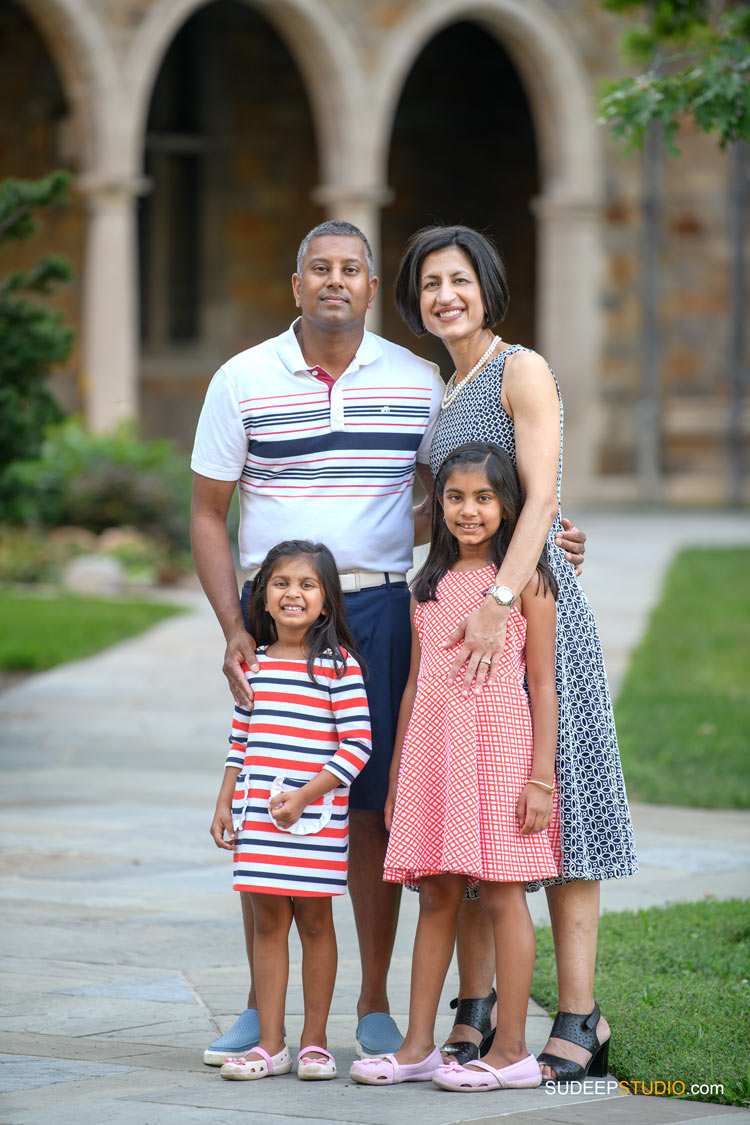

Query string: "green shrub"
[[3, 418, 192, 552], [0, 525, 186, 586], [0, 172, 73, 509]]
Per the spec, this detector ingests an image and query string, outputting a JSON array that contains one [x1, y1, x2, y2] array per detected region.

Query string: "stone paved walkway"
[[1, 510, 749, 1124]]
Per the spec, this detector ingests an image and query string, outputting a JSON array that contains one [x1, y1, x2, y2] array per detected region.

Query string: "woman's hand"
[[269, 788, 306, 829], [554, 518, 586, 576], [223, 629, 258, 708], [516, 784, 553, 836], [442, 602, 508, 696], [210, 802, 236, 850]]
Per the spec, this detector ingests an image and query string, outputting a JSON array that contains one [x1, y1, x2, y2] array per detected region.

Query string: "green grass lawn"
[[533, 899, 750, 1107], [0, 589, 186, 672], [614, 547, 750, 808]]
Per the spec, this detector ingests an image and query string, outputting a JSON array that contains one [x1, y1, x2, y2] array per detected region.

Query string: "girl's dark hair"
[[395, 225, 510, 336], [412, 442, 558, 604], [247, 540, 364, 680]]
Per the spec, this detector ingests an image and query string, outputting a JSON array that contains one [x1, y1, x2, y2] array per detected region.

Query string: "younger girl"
[[210, 540, 371, 1082], [350, 442, 560, 1093]]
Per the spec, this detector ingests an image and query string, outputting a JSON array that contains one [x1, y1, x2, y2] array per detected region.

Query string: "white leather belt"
[[244, 567, 406, 593], [338, 571, 407, 593]]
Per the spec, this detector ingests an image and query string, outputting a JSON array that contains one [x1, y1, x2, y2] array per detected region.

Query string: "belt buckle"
[[339, 571, 362, 594]]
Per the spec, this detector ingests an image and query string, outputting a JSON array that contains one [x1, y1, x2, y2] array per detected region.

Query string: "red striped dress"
[[225, 649, 371, 896], [384, 565, 561, 886]]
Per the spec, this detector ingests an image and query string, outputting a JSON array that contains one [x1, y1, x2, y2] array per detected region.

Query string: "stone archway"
[[123, 0, 361, 193], [381, 21, 540, 378], [135, 0, 329, 442], [368, 0, 605, 498], [3, 0, 118, 417], [13, 0, 117, 172]]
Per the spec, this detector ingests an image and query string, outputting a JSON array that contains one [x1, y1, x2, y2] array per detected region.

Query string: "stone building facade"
[[2, 0, 748, 504]]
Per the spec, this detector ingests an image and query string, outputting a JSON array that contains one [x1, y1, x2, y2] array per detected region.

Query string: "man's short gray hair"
[[296, 221, 375, 279]]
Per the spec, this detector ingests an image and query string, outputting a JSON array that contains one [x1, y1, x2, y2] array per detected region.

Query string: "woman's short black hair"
[[395, 225, 510, 336]]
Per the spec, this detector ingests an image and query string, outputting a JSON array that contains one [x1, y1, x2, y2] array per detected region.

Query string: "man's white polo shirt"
[[191, 320, 444, 573]]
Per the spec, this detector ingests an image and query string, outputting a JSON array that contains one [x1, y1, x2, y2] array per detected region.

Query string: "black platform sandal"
[[536, 1002, 611, 1084], [440, 988, 497, 1066]]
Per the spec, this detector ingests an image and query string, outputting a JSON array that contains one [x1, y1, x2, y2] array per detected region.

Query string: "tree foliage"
[[0, 171, 73, 505], [598, 2, 750, 152]]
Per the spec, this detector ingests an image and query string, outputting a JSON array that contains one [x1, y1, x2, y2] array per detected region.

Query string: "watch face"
[[494, 585, 514, 604]]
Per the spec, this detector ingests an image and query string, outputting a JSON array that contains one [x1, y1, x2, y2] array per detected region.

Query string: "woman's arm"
[[445, 351, 560, 694], [385, 600, 422, 830], [516, 576, 558, 836]]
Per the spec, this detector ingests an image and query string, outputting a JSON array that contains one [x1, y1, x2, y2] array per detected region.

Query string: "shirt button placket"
[[330, 379, 345, 432]]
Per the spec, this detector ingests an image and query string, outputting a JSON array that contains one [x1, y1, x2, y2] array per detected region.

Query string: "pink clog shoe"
[[349, 1046, 442, 1085], [219, 1044, 292, 1081], [432, 1052, 542, 1091]]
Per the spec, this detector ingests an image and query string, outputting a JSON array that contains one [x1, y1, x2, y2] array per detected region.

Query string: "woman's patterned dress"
[[429, 345, 638, 887]]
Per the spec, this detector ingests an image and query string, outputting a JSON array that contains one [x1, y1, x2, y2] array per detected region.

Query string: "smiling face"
[[264, 555, 326, 636], [292, 234, 378, 332], [440, 465, 503, 557], [419, 246, 487, 344]]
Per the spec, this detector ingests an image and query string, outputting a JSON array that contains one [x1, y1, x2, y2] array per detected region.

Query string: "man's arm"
[[413, 462, 435, 546], [190, 472, 257, 705]]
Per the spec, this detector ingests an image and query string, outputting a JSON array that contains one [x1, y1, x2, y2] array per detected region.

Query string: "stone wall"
[[1, 0, 746, 501]]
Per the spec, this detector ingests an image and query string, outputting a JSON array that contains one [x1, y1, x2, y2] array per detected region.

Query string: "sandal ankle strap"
[[548, 1003, 601, 1051], [448, 988, 497, 1035]]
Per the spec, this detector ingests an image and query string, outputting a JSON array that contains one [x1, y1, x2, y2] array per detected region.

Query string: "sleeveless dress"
[[383, 565, 560, 886], [429, 346, 638, 888]]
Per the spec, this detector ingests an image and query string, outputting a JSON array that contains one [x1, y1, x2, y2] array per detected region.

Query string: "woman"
[[394, 225, 638, 1081]]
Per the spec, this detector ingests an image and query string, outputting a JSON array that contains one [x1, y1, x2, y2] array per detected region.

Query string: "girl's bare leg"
[[395, 874, 467, 1064], [293, 897, 338, 1061], [443, 897, 496, 1050], [477, 881, 534, 1069], [240, 891, 257, 1008], [246, 892, 293, 1059], [539, 880, 609, 1078]]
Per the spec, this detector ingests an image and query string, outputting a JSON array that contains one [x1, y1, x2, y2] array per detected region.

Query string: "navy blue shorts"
[[240, 577, 411, 811]]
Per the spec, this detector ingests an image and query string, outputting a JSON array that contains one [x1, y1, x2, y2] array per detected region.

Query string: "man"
[[191, 220, 585, 1061], [191, 221, 442, 1060]]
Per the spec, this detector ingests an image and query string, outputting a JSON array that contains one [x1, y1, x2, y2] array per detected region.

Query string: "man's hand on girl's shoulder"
[[223, 629, 258, 708]]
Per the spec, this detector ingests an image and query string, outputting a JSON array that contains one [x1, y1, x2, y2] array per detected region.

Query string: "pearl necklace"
[[441, 335, 502, 410]]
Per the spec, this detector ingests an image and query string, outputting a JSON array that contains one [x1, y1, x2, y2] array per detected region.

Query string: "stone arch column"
[[120, 0, 379, 373], [14, 0, 117, 171], [364, 0, 605, 500], [122, 0, 365, 219], [14, 0, 138, 431]]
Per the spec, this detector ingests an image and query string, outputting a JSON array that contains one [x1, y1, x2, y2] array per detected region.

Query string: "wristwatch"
[[487, 584, 515, 609]]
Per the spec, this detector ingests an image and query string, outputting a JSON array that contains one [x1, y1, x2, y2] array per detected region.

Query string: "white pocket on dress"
[[268, 776, 334, 836]]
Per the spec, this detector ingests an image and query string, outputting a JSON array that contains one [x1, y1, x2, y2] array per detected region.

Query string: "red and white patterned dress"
[[384, 565, 561, 886]]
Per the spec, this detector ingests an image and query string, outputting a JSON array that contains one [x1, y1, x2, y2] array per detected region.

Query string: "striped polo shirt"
[[191, 320, 444, 572]]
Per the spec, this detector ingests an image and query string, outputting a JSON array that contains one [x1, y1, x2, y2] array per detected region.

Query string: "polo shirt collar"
[[277, 318, 383, 376]]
